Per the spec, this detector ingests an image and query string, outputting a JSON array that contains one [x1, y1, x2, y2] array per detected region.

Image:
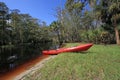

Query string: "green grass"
[[24, 43, 120, 80]]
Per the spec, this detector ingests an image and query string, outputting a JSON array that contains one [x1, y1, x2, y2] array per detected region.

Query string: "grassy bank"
[[24, 43, 120, 80]]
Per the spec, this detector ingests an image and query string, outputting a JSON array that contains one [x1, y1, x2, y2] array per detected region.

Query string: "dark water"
[[0, 42, 55, 73]]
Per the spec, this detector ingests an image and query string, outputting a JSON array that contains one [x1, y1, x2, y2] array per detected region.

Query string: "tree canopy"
[[0, 1, 120, 46], [0, 2, 53, 48], [54, 0, 120, 44]]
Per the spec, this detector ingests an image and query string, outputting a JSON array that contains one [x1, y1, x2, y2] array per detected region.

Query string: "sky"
[[0, 0, 66, 25]]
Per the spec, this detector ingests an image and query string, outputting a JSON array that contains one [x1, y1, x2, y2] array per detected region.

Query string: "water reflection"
[[0, 42, 53, 73]]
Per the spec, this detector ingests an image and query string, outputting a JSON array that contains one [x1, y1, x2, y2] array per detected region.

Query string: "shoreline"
[[14, 55, 56, 80], [0, 55, 56, 80]]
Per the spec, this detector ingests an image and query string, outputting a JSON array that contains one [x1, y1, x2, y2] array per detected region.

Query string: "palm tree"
[[93, 0, 120, 44], [108, 0, 120, 44]]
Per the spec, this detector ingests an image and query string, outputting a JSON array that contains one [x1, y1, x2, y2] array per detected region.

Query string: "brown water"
[[0, 55, 49, 80], [0, 46, 43, 72], [0, 44, 52, 80], [0, 42, 56, 80]]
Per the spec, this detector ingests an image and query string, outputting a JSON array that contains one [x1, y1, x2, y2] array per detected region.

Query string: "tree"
[[10, 9, 23, 44], [0, 2, 53, 51], [109, 0, 120, 44], [95, 0, 120, 44], [0, 2, 10, 45], [59, 0, 85, 42], [50, 21, 63, 46], [61, 0, 93, 42]]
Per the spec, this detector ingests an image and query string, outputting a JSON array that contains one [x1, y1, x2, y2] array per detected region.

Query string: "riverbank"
[[23, 43, 120, 80], [14, 55, 56, 80], [0, 55, 56, 80]]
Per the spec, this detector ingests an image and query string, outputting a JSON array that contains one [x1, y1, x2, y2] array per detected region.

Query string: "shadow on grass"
[[68, 51, 94, 54], [46, 51, 94, 55], [73, 51, 94, 54]]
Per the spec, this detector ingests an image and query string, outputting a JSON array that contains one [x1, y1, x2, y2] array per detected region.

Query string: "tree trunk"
[[114, 26, 120, 45]]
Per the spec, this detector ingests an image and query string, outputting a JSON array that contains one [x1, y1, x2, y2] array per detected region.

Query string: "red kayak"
[[42, 43, 93, 55]]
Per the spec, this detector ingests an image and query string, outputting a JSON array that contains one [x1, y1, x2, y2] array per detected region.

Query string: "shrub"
[[80, 29, 102, 44], [80, 28, 116, 44]]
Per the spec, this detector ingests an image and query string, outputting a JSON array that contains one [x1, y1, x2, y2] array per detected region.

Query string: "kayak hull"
[[42, 43, 93, 55]]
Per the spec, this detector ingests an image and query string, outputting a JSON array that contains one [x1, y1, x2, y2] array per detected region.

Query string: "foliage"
[[100, 31, 115, 44], [56, 0, 119, 44], [94, 0, 120, 44], [80, 28, 115, 44], [49, 21, 62, 46], [80, 29, 101, 43], [55, 0, 102, 43], [0, 2, 53, 50], [1, 0, 120, 47], [0, 2, 10, 45]]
